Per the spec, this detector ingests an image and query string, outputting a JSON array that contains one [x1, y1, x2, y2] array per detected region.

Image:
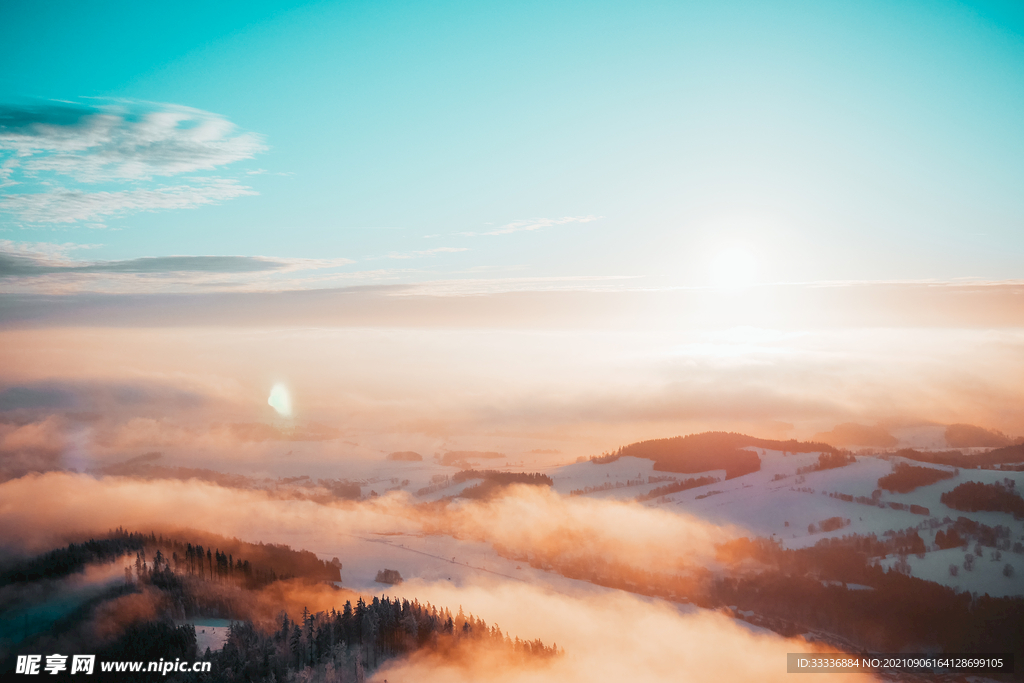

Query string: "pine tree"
[[290, 624, 302, 668]]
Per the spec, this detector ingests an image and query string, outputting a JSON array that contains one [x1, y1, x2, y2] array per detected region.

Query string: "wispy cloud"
[[0, 241, 354, 292], [459, 215, 600, 237], [0, 101, 266, 182], [0, 100, 266, 225], [384, 247, 469, 259], [0, 178, 256, 224]]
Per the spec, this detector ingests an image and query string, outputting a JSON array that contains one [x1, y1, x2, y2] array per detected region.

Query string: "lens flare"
[[267, 383, 292, 417]]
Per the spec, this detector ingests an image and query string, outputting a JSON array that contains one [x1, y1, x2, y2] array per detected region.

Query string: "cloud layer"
[[1, 315, 1022, 481]]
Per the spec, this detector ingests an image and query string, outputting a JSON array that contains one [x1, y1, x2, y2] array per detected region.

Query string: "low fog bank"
[[3, 283, 1022, 330], [2, 324, 1023, 482], [0, 474, 735, 581], [372, 578, 871, 683]]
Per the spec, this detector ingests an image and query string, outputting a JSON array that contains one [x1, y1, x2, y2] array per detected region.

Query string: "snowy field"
[[878, 547, 1021, 597], [180, 618, 232, 654]]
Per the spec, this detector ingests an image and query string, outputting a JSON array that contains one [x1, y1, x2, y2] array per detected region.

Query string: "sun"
[[708, 246, 758, 288]]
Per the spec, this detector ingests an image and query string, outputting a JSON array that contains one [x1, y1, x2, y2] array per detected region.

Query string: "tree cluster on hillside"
[[807, 516, 851, 534], [796, 451, 856, 475], [940, 479, 1024, 519], [386, 451, 423, 461], [601, 433, 768, 478], [944, 424, 1016, 448], [877, 462, 957, 493], [316, 478, 363, 500], [375, 569, 403, 585], [453, 470, 553, 499]]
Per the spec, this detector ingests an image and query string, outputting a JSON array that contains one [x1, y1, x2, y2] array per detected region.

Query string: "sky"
[[1, 1, 1023, 475], [1, 0, 1023, 293]]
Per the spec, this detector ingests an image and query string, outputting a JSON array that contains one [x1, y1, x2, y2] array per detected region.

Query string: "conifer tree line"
[[0, 528, 150, 584], [208, 597, 560, 681], [0, 528, 341, 590]]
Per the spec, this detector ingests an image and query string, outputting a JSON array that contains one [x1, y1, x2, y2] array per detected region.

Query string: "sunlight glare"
[[709, 247, 758, 288]]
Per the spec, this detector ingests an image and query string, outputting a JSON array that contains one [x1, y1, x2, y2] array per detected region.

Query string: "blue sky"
[[1, 0, 1023, 292]]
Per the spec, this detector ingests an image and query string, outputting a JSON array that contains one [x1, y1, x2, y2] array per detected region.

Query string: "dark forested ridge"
[[0, 530, 149, 584], [595, 432, 837, 479], [896, 445, 1024, 470], [0, 528, 340, 588]]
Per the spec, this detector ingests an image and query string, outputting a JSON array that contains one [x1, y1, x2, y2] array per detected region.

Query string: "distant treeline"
[[440, 451, 505, 466], [453, 470, 553, 499], [317, 478, 363, 500], [453, 469, 552, 485], [636, 475, 720, 502], [595, 432, 837, 479], [941, 480, 1024, 519], [897, 445, 1024, 470], [877, 463, 957, 493], [827, 490, 931, 516], [570, 479, 646, 496], [96, 453, 368, 501]]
